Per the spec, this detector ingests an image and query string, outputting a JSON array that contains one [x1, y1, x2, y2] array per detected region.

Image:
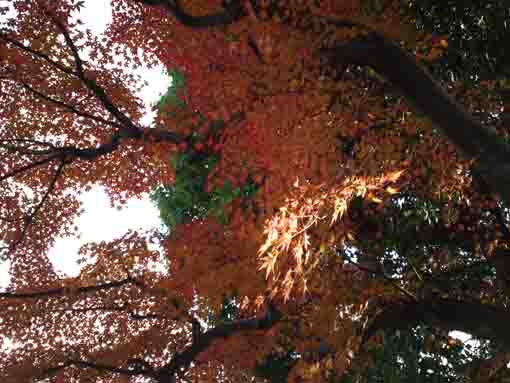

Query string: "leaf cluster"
[[151, 150, 258, 230], [158, 68, 187, 112], [342, 326, 474, 383], [403, 0, 510, 83]]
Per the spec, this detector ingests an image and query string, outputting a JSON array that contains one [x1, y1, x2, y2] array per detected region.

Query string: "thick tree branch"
[[134, 0, 245, 28], [40, 305, 279, 383], [156, 304, 281, 382], [364, 297, 510, 349], [327, 32, 510, 202]]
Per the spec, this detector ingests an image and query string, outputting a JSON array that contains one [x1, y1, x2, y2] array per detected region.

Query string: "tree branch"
[[0, 276, 143, 300], [341, 249, 418, 301], [0, 154, 60, 182], [50, 304, 129, 314], [0, 34, 75, 76], [18, 80, 124, 130], [364, 296, 510, 350], [156, 304, 281, 382], [327, 32, 510, 202], [134, 0, 246, 28], [43, 359, 155, 380], [50, 304, 163, 321], [0, 140, 55, 156], [0, 138, 57, 149], [42, 6, 85, 77], [39, 305, 279, 383], [1, 159, 66, 255], [45, 11, 142, 139]]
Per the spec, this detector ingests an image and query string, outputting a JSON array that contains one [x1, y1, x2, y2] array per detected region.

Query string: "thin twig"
[[0, 153, 60, 182], [0, 34, 75, 75], [341, 250, 418, 301], [18, 80, 123, 130], [0, 276, 143, 300]]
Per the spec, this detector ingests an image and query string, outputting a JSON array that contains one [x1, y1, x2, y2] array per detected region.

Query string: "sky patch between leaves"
[[0, 0, 170, 286]]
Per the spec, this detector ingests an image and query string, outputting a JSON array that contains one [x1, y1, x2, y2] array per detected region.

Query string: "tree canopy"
[[1, 0, 510, 382]]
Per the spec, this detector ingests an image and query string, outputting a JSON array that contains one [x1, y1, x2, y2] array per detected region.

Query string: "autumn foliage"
[[1, 0, 510, 382]]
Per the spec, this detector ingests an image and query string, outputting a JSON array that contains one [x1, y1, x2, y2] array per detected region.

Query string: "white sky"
[[0, 0, 169, 286]]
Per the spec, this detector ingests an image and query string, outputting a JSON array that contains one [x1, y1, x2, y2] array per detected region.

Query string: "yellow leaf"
[[386, 169, 405, 182], [368, 193, 383, 204]]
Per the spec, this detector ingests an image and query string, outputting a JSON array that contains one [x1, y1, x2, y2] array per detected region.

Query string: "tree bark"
[[364, 297, 510, 349], [329, 33, 510, 203]]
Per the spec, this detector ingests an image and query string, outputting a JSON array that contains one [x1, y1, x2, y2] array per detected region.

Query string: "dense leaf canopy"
[[1, 0, 510, 382]]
